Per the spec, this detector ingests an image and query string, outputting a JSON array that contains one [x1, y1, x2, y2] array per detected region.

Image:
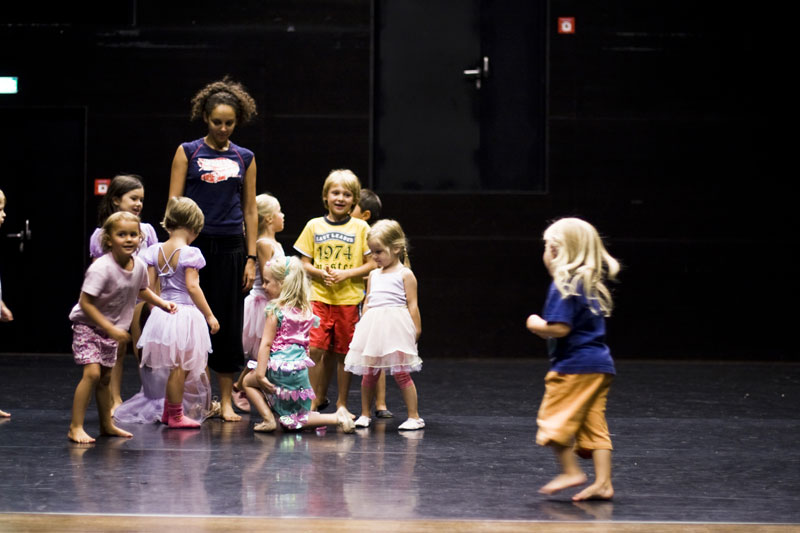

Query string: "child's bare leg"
[[108, 342, 127, 414], [399, 381, 420, 420], [308, 347, 327, 410], [538, 442, 587, 495], [166, 367, 187, 405], [375, 371, 389, 412], [307, 407, 355, 433], [242, 372, 276, 431], [361, 381, 376, 418], [68, 364, 101, 443], [334, 353, 354, 418], [97, 366, 132, 439], [572, 449, 614, 501], [0, 409, 10, 418], [217, 372, 241, 422]]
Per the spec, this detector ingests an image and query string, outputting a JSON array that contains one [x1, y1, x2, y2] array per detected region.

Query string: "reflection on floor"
[[0, 355, 798, 527]]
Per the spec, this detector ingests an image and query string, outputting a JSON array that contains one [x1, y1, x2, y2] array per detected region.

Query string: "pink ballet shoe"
[[166, 402, 201, 429]]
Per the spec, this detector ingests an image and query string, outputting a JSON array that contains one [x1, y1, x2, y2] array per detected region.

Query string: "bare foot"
[[254, 420, 276, 432], [538, 473, 588, 495], [67, 427, 96, 444], [336, 404, 356, 420], [221, 408, 242, 422], [0, 409, 10, 418], [100, 424, 133, 439], [572, 482, 614, 501]]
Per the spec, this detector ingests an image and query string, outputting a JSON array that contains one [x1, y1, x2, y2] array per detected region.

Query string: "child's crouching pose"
[[526, 217, 620, 501], [344, 220, 424, 431], [243, 257, 355, 434], [68, 212, 177, 443], [137, 197, 219, 429]]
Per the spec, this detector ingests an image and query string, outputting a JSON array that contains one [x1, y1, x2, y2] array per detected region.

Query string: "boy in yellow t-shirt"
[[294, 170, 375, 418]]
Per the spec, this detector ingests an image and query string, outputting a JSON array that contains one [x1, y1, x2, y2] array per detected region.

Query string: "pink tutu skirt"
[[138, 304, 211, 380], [242, 291, 269, 359], [344, 306, 422, 376]]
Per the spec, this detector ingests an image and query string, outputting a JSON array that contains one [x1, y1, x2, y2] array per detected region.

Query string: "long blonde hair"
[[266, 256, 312, 314], [543, 217, 619, 317], [368, 219, 410, 268]]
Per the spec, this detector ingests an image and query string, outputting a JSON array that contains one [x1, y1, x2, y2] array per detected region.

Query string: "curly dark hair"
[[190, 76, 258, 124]]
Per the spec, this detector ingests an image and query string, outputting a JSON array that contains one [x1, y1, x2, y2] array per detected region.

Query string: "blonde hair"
[[161, 196, 205, 234], [368, 219, 411, 268], [256, 193, 280, 231], [100, 211, 141, 253], [543, 217, 620, 317], [0, 188, 5, 203], [266, 256, 312, 314], [322, 169, 361, 212]]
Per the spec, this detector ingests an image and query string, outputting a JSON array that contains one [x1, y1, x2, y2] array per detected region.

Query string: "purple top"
[[267, 304, 319, 353], [69, 254, 149, 329], [90, 222, 158, 259], [141, 244, 206, 306], [182, 138, 254, 236]]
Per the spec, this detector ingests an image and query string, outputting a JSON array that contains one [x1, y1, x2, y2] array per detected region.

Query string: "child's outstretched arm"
[[526, 314, 571, 339], [252, 314, 278, 394], [402, 269, 422, 340], [79, 292, 130, 344], [138, 288, 178, 316], [185, 267, 219, 334], [256, 239, 276, 281]]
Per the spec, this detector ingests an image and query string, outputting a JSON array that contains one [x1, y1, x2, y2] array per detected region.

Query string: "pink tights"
[[361, 371, 413, 390]]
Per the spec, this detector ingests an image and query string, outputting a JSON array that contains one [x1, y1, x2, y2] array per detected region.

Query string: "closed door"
[[373, 0, 547, 192], [0, 107, 87, 353]]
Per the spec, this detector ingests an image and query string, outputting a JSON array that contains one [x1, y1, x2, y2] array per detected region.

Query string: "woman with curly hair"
[[168, 76, 259, 422]]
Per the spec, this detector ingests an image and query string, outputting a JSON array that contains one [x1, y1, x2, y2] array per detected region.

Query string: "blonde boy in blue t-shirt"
[[294, 170, 375, 418]]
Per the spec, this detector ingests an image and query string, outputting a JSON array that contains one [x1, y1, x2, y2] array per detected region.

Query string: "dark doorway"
[[0, 107, 86, 353], [372, 0, 547, 192]]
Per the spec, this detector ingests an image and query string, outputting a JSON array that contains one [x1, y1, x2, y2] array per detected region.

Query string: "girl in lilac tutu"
[[233, 193, 286, 413], [344, 220, 424, 431], [137, 197, 220, 428], [242, 256, 355, 434]]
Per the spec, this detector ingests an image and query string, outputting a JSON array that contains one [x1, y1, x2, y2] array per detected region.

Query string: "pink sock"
[[166, 401, 200, 429]]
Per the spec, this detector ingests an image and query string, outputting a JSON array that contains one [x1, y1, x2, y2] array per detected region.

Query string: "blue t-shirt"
[[542, 281, 615, 375], [182, 138, 254, 236]]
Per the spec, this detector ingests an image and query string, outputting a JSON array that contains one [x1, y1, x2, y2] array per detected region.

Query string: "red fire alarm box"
[[558, 17, 575, 34], [95, 179, 111, 196]]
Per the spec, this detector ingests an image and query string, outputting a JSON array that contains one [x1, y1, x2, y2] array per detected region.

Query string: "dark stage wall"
[[0, 2, 787, 359]]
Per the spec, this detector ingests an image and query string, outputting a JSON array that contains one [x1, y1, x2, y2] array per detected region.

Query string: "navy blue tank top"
[[182, 138, 254, 236]]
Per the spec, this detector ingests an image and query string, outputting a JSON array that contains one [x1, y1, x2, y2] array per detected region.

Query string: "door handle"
[[6, 219, 31, 252], [464, 56, 490, 89]]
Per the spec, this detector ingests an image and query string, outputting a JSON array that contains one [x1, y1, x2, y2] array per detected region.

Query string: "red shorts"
[[310, 302, 359, 355]]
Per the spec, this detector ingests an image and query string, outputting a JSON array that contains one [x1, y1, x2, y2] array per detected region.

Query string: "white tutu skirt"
[[137, 304, 211, 380], [242, 292, 269, 358], [113, 366, 212, 424], [344, 307, 422, 375]]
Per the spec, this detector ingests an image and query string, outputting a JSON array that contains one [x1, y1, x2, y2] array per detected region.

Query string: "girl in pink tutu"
[[243, 256, 355, 434], [344, 220, 423, 431], [233, 193, 285, 412], [137, 197, 220, 428]]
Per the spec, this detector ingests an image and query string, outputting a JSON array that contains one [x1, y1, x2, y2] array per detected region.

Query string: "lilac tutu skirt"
[[137, 304, 211, 379], [344, 306, 422, 376], [242, 291, 269, 359], [113, 366, 212, 424]]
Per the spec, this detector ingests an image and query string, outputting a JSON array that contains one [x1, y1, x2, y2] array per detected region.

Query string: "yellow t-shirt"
[[293, 216, 370, 305]]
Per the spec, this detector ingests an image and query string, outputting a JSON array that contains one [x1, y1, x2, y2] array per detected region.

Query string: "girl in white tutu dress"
[[233, 193, 285, 412], [344, 220, 424, 431], [137, 197, 220, 428]]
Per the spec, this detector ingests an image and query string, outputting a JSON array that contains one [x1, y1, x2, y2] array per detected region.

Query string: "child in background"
[[0, 189, 13, 418], [294, 170, 375, 418], [234, 193, 286, 412], [90, 174, 159, 413], [351, 188, 392, 419], [243, 256, 355, 434], [68, 212, 177, 443], [526, 217, 620, 501], [344, 220, 423, 430], [137, 197, 219, 428]]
